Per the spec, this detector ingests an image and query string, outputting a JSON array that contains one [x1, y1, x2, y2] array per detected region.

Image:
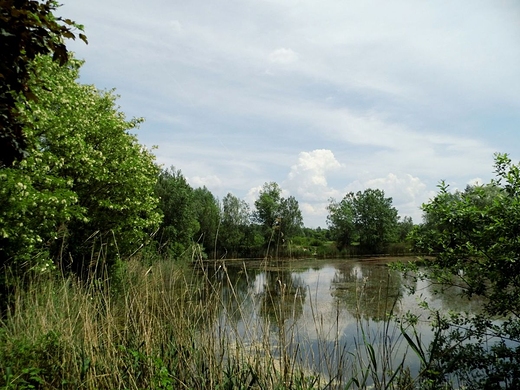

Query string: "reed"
[[1, 251, 420, 389]]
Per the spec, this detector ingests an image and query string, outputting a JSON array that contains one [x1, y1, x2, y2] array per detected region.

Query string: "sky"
[[61, 0, 520, 227]]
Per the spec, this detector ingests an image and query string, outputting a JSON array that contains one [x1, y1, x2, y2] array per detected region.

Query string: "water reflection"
[[200, 257, 487, 383], [205, 258, 432, 332], [415, 274, 486, 314], [258, 268, 307, 325], [330, 260, 404, 321], [216, 263, 260, 324]]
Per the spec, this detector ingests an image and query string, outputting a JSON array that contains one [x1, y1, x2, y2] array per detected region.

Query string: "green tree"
[[412, 158, 520, 316], [192, 186, 220, 258], [403, 153, 520, 388], [327, 196, 357, 250], [219, 193, 251, 257], [354, 189, 398, 252], [1, 0, 87, 167], [0, 55, 160, 274], [253, 182, 283, 249], [297, 227, 331, 249], [397, 215, 414, 242], [253, 182, 303, 254], [327, 189, 399, 253], [155, 168, 197, 259], [279, 196, 304, 240]]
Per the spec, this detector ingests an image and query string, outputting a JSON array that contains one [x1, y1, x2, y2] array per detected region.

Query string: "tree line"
[[140, 169, 416, 262]]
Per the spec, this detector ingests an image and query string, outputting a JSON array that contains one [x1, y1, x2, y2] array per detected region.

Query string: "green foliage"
[[397, 216, 414, 242], [0, 0, 87, 167], [412, 157, 520, 315], [0, 55, 161, 275], [404, 153, 520, 388], [117, 345, 182, 390], [253, 182, 303, 253], [219, 193, 252, 257], [353, 189, 399, 252], [288, 227, 335, 258], [254, 182, 282, 231], [155, 167, 198, 259], [327, 195, 357, 250], [302, 226, 330, 243], [192, 186, 220, 257], [279, 196, 304, 239], [327, 189, 399, 253], [0, 330, 69, 389]]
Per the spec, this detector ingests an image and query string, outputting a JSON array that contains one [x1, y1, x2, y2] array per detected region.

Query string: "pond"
[[199, 257, 484, 384]]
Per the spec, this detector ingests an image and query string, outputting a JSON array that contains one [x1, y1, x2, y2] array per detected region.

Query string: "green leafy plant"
[[0, 331, 69, 389], [0, 0, 87, 167], [399, 153, 520, 388], [0, 54, 161, 276], [327, 189, 401, 254]]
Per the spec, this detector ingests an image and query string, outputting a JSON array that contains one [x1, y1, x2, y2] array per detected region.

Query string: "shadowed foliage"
[[0, 0, 87, 167]]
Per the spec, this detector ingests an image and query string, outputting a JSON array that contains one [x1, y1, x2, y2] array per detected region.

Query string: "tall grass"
[[1, 252, 420, 389]]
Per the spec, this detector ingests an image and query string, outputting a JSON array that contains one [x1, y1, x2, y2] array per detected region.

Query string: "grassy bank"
[[0, 254, 422, 389]]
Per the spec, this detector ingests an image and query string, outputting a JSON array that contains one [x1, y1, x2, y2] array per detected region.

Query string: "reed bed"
[[0, 253, 420, 389]]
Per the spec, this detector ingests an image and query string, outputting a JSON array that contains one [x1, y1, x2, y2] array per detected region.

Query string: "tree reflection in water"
[[200, 258, 489, 385], [206, 261, 307, 329], [330, 260, 404, 321], [216, 263, 259, 324], [258, 268, 307, 327]]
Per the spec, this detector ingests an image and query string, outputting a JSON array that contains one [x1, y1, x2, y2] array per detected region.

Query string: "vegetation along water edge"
[[1, 2, 520, 388]]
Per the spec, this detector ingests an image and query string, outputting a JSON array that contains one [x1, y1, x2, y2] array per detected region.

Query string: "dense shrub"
[[0, 55, 161, 276]]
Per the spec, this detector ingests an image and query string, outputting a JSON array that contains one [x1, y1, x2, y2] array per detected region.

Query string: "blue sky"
[[62, 0, 520, 227]]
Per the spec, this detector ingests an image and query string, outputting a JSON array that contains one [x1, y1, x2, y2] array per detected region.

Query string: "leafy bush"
[[402, 153, 520, 388], [0, 55, 161, 276], [0, 330, 69, 389]]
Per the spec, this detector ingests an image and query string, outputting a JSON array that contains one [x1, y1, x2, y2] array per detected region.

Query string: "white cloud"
[[268, 48, 299, 64], [363, 173, 427, 202], [286, 149, 342, 201], [300, 202, 329, 218], [244, 185, 262, 209], [282, 150, 343, 227], [190, 175, 222, 190], [169, 20, 183, 34], [468, 177, 484, 187]]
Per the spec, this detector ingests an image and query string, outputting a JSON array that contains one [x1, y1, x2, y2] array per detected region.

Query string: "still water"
[[202, 257, 483, 380]]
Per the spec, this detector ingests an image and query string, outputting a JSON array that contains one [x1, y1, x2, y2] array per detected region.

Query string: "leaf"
[[52, 44, 68, 66], [366, 342, 378, 373], [400, 325, 427, 365], [24, 90, 39, 102], [79, 33, 88, 44], [62, 30, 75, 39], [0, 28, 15, 37]]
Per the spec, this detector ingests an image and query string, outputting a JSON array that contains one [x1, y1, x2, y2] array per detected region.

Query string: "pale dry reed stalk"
[[1, 251, 418, 389]]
